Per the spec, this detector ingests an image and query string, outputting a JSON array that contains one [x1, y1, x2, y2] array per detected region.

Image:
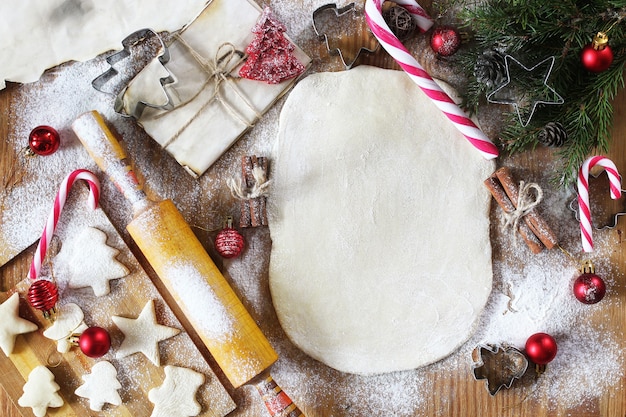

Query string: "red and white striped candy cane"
[[29, 169, 101, 279], [577, 155, 622, 252], [364, 0, 499, 160]]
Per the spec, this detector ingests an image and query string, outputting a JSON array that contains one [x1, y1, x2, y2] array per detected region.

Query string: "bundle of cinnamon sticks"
[[239, 155, 269, 228], [484, 167, 558, 254]]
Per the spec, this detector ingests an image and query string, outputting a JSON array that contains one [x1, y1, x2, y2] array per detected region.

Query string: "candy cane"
[[577, 155, 622, 252], [364, 0, 499, 160], [29, 169, 101, 279]]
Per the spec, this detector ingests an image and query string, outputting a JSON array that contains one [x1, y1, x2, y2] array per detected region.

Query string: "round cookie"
[[268, 66, 495, 375]]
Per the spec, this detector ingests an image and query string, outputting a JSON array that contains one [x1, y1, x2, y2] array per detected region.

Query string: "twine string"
[[503, 181, 543, 238], [159, 36, 262, 148], [227, 166, 271, 200]]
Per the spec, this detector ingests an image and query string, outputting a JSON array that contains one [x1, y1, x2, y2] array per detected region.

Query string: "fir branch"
[[454, 0, 626, 186]]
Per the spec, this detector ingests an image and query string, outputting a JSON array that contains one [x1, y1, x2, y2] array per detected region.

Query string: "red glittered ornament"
[[28, 125, 61, 156], [27, 279, 59, 318], [78, 326, 111, 358], [430, 26, 461, 57], [581, 32, 614, 73], [525, 332, 557, 366], [573, 273, 606, 304], [215, 217, 245, 258]]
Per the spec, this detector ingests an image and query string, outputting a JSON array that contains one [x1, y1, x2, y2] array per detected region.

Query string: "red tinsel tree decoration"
[[239, 7, 305, 84]]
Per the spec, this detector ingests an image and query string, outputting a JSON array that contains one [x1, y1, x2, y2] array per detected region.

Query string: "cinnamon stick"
[[494, 167, 558, 249], [239, 155, 268, 228], [484, 176, 544, 254]]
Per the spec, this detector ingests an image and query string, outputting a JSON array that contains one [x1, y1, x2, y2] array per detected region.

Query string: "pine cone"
[[474, 50, 507, 88], [537, 122, 567, 147]]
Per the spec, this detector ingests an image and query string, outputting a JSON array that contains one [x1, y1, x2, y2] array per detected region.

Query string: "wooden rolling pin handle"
[[255, 374, 305, 417], [72, 110, 148, 212]]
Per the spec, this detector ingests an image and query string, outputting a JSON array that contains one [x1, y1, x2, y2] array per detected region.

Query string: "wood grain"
[[1, 1, 625, 416]]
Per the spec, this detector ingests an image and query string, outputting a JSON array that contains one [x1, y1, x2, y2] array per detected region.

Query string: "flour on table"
[[75, 361, 122, 411], [268, 66, 495, 375], [43, 303, 88, 353], [112, 299, 180, 366], [54, 226, 129, 296], [148, 365, 205, 417], [17, 365, 64, 417], [0, 293, 38, 355]]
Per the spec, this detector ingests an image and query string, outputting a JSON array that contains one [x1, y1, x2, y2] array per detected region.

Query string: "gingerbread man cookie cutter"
[[312, 2, 380, 69]]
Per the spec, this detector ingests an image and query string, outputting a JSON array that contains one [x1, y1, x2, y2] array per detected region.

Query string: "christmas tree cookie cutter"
[[471, 344, 529, 396], [92, 28, 175, 118], [312, 3, 380, 69]]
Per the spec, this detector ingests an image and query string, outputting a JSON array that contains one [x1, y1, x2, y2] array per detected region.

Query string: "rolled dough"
[[268, 66, 495, 375]]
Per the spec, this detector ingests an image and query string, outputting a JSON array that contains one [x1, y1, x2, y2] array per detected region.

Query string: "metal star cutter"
[[487, 55, 564, 127]]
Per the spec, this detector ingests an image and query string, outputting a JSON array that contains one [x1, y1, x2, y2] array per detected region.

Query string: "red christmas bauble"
[[27, 279, 59, 313], [573, 273, 606, 304], [581, 32, 613, 72], [78, 326, 111, 358], [215, 227, 245, 258], [525, 332, 557, 365], [28, 125, 60, 156], [430, 26, 461, 57]]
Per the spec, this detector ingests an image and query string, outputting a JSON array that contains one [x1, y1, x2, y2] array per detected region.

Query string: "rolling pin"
[[72, 111, 303, 417]]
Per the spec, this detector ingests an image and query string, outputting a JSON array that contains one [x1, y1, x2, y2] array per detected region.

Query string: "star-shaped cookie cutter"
[[312, 3, 380, 69], [486, 55, 564, 127], [92, 28, 175, 118]]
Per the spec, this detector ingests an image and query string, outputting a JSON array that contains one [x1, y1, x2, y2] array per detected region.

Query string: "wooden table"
[[1, 1, 625, 416]]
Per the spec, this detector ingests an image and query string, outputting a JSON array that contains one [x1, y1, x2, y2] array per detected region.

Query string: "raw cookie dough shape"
[[75, 361, 122, 411], [18, 365, 64, 417], [0, 293, 38, 355], [112, 299, 180, 366], [42, 302, 88, 353], [148, 365, 205, 417], [268, 66, 495, 375], [54, 226, 129, 296]]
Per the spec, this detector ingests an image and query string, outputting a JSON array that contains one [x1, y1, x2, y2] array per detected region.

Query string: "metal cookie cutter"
[[92, 28, 175, 118], [568, 174, 626, 230], [312, 2, 380, 69], [471, 344, 528, 396]]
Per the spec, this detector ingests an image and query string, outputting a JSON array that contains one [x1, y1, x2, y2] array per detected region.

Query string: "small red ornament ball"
[[28, 125, 60, 156], [79, 326, 111, 358], [430, 26, 461, 57], [215, 227, 245, 258], [581, 44, 613, 72], [525, 332, 558, 365], [27, 279, 59, 313], [573, 273, 606, 304]]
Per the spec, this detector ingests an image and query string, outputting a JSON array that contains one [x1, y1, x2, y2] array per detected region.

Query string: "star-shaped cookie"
[[112, 300, 180, 366], [0, 293, 38, 355], [54, 227, 129, 297]]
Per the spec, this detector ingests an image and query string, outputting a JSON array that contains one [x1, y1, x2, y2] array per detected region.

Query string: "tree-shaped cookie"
[[148, 365, 205, 417], [112, 299, 180, 366], [239, 7, 305, 84], [54, 227, 129, 297], [75, 361, 122, 411], [0, 293, 38, 355], [18, 366, 64, 417]]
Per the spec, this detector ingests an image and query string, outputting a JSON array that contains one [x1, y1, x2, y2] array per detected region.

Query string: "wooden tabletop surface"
[[1, 1, 625, 416]]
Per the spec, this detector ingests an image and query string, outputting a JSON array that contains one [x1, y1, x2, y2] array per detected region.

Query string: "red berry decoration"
[[78, 326, 111, 358], [28, 125, 61, 156], [430, 26, 461, 57], [581, 32, 613, 73], [215, 217, 245, 258], [27, 279, 59, 319], [573, 273, 606, 304], [525, 332, 557, 366]]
